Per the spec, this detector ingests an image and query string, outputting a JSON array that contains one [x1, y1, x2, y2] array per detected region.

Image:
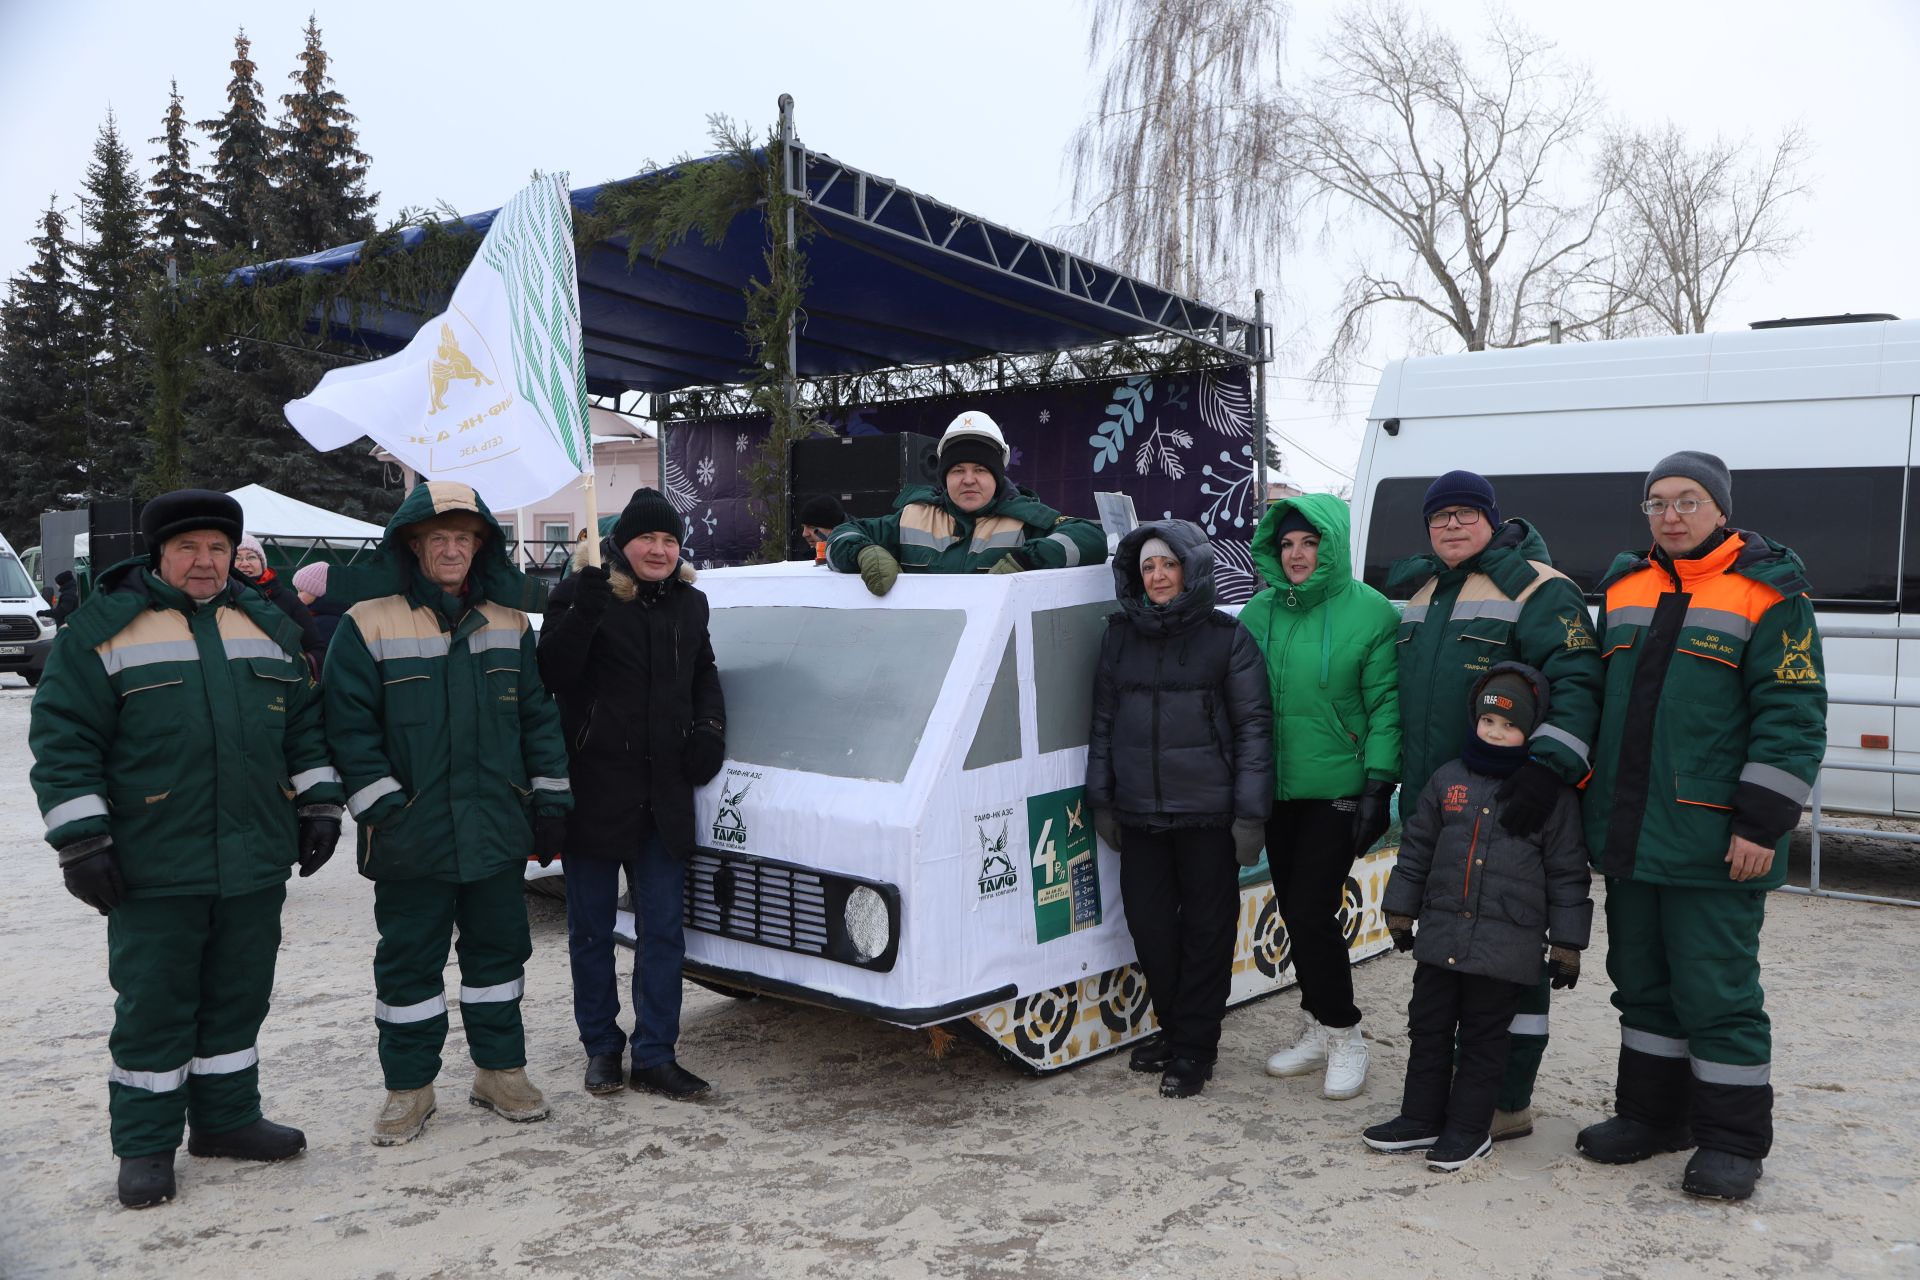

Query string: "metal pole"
[[778, 94, 799, 547], [1253, 289, 1270, 510]]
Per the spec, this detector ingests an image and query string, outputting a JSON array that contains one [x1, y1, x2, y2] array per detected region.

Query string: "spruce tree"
[[146, 81, 214, 268], [198, 28, 277, 255], [269, 14, 377, 256], [74, 110, 151, 500], [0, 203, 89, 546]]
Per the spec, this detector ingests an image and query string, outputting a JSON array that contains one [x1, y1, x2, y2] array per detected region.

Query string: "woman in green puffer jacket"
[[1240, 493, 1401, 1101]]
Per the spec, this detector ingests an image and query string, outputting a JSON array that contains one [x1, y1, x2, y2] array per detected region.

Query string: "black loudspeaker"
[[787, 433, 943, 560], [88, 497, 145, 570]]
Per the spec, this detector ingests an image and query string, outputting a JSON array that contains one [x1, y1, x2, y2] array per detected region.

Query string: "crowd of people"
[[27, 409, 1825, 1213]]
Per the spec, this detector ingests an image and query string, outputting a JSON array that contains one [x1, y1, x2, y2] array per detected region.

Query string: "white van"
[[1350, 317, 1920, 816], [0, 530, 55, 686]]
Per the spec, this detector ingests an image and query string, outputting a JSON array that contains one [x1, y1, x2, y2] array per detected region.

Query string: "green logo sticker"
[[1027, 785, 1101, 943]]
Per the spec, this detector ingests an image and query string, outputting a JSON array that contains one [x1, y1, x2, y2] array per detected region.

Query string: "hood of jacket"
[[1251, 492, 1354, 612], [322, 482, 547, 614], [1111, 520, 1216, 636], [1387, 515, 1555, 597], [1468, 660, 1552, 735]]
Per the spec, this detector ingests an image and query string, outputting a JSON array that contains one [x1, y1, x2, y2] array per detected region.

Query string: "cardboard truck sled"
[[536, 559, 1399, 1072]]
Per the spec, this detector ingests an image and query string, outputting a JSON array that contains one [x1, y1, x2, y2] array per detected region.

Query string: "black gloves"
[[1387, 913, 1416, 953], [1497, 760, 1565, 838], [297, 815, 341, 878], [532, 814, 568, 868], [1093, 807, 1123, 852], [1231, 817, 1265, 868], [59, 837, 127, 915], [573, 564, 613, 617], [684, 722, 726, 786], [1351, 779, 1395, 859], [1547, 945, 1581, 990]]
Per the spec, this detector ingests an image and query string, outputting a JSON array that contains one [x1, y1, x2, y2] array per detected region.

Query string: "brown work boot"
[[1490, 1106, 1535, 1142], [469, 1067, 551, 1122], [370, 1085, 436, 1147]]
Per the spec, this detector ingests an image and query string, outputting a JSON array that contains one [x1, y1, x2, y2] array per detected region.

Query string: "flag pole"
[[581, 466, 601, 568]]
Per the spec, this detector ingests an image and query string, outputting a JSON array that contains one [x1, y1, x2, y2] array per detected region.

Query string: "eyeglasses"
[[1425, 508, 1484, 529], [1640, 498, 1713, 516]]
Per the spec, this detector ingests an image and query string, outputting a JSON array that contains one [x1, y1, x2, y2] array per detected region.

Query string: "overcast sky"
[[3, 0, 1916, 491]]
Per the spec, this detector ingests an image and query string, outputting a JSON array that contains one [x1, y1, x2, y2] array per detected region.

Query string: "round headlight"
[[842, 886, 890, 963]]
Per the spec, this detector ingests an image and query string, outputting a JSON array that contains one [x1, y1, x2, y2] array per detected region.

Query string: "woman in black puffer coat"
[[1086, 519, 1272, 1097], [537, 489, 726, 1101]]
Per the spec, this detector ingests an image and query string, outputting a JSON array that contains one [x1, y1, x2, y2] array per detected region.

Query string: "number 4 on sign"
[[1032, 818, 1058, 884]]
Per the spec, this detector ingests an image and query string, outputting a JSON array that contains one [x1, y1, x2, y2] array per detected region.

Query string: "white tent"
[[228, 483, 387, 548]]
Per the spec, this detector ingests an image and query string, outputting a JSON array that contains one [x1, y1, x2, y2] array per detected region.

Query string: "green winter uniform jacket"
[[1582, 529, 1826, 890], [1241, 494, 1401, 800], [1389, 518, 1604, 801], [825, 481, 1108, 576], [29, 560, 344, 898], [323, 483, 571, 884]]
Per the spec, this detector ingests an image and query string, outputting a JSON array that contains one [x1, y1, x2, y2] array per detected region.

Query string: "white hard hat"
[[939, 410, 1009, 468]]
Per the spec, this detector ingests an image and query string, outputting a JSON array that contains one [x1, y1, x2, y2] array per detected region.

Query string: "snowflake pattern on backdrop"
[[736, 433, 749, 454], [696, 456, 716, 487], [1038, 409, 1051, 424]]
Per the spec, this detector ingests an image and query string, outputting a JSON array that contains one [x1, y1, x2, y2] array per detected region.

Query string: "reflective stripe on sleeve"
[[530, 776, 569, 793], [189, 1046, 259, 1076], [374, 993, 448, 1024], [290, 767, 341, 794], [459, 978, 525, 1005], [1740, 762, 1812, 806], [1044, 531, 1082, 566], [1529, 723, 1591, 766], [1621, 1027, 1689, 1058], [99, 640, 200, 675], [1509, 1013, 1550, 1037], [347, 777, 403, 817], [109, 1060, 191, 1093], [44, 794, 109, 830], [1691, 1056, 1770, 1086]]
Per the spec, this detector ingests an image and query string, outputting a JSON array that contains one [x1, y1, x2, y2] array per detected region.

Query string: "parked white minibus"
[[1350, 317, 1920, 816]]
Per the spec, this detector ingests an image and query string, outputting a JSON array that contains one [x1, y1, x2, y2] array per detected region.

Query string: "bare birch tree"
[[1607, 123, 1809, 334], [1068, 0, 1291, 301], [1273, 3, 1628, 379]]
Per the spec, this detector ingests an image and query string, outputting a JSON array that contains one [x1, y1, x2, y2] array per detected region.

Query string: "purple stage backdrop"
[[664, 365, 1264, 602]]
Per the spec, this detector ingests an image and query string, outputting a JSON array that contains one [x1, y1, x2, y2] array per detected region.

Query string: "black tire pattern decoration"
[[1094, 965, 1150, 1034], [1251, 893, 1293, 979], [1011, 985, 1079, 1059], [1338, 876, 1364, 949]]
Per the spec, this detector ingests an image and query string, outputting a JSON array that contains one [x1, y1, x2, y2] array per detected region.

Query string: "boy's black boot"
[[1682, 1148, 1763, 1201], [1362, 1114, 1440, 1152], [1129, 1037, 1174, 1073], [117, 1151, 176, 1209], [1426, 1130, 1493, 1171]]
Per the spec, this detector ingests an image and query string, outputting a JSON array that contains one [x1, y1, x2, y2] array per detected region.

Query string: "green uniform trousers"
[[372, 864, 532, 1090], [106, 883, 285, 1157], [1603, 877, 1772, 1158], [1495, 974, 1552, 1113]]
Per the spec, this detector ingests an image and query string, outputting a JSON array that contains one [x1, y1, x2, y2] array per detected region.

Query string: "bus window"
[[965, 634, 1022, 770], [1033, 601, 1117, 753]]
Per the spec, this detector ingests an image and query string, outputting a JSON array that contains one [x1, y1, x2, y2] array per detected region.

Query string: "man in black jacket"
[[537, 489, 726, 1100]]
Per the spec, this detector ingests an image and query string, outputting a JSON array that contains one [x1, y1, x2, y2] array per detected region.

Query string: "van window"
[[706, 606, 967, 782], [0, 551, 35, 599], [964, 634, 1022, 770], [1364, 468, 1902, 605], [1033, 601, 1117, 753]]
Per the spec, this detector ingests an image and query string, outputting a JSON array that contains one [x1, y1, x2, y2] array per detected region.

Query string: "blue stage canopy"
[[228, 144, 1259, 400]]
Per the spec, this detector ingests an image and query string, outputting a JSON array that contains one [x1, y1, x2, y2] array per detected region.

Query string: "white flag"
[[285, 174, 592, 511]]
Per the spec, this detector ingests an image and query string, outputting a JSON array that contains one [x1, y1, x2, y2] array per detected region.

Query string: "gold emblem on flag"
[[428, 323, 494, 415]]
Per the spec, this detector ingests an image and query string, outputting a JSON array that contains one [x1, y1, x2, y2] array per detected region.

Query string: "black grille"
[[687, 852, 831, 955], [0, 615, 38, 642]]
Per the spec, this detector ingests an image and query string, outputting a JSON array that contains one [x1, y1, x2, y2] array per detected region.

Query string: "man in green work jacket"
[[324, 481, 572, 1146], [1576, 452, 1825, 1202], [1388, 470, 1603, 1141], [825, 410, 1108, 591], [30, 489, 345, 1209]]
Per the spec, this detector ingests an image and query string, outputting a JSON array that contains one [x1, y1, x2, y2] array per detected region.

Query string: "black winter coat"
[[1382, 663, 1593, 985], [537, 540, 725, 859], [1086, 521, 1273, 829], [238, 570, 326, 674]]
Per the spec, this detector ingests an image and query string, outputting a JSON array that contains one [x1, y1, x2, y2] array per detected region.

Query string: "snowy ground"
[[1, 672, 1916, 1279]]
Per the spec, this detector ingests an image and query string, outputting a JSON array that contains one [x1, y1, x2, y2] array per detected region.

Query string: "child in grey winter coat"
[[1362, 662, 1593, 1171]]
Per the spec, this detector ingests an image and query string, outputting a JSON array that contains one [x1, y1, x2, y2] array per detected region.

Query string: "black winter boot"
[[1159, 1058, 1212, 1098], [186, 1117, 307, 1161], [1683, 1148, 1764, 1200], [117, 1152, 176, 1209], [584, 1052, 625, 1095], [1575, 1115, 1696, 1164], [1578, 1044, 1694, 1164], [1128, 1037, 1174, 1073]]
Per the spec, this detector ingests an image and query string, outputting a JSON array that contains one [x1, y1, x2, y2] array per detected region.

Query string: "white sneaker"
[[1265, 1015, 1332, 1077], [1322, 1023, 1370, 1100]]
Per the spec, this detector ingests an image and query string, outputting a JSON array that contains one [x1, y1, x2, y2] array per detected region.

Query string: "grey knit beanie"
[[1646, 451, 1732, 517]]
